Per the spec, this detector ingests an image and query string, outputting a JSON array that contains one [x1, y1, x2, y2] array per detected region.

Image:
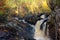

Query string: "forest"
[[0, 0, 60, 40]]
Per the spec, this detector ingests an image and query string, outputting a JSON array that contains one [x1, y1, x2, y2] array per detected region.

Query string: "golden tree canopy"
[[4, 0, 52, 17]]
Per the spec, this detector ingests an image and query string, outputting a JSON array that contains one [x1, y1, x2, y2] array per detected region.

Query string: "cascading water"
[[34, 14, 50, 40]]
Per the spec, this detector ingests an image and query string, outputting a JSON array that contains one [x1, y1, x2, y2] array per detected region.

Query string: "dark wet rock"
[[0, 17, 35, 40], [0, 26, 17, 40], [48, 9, 60, 40]]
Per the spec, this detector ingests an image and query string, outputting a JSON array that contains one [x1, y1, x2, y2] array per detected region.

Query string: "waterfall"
[[34, 16, 50, 40]]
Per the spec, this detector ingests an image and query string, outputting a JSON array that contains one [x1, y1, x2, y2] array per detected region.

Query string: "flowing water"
[[34, 17, 51, 40]]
